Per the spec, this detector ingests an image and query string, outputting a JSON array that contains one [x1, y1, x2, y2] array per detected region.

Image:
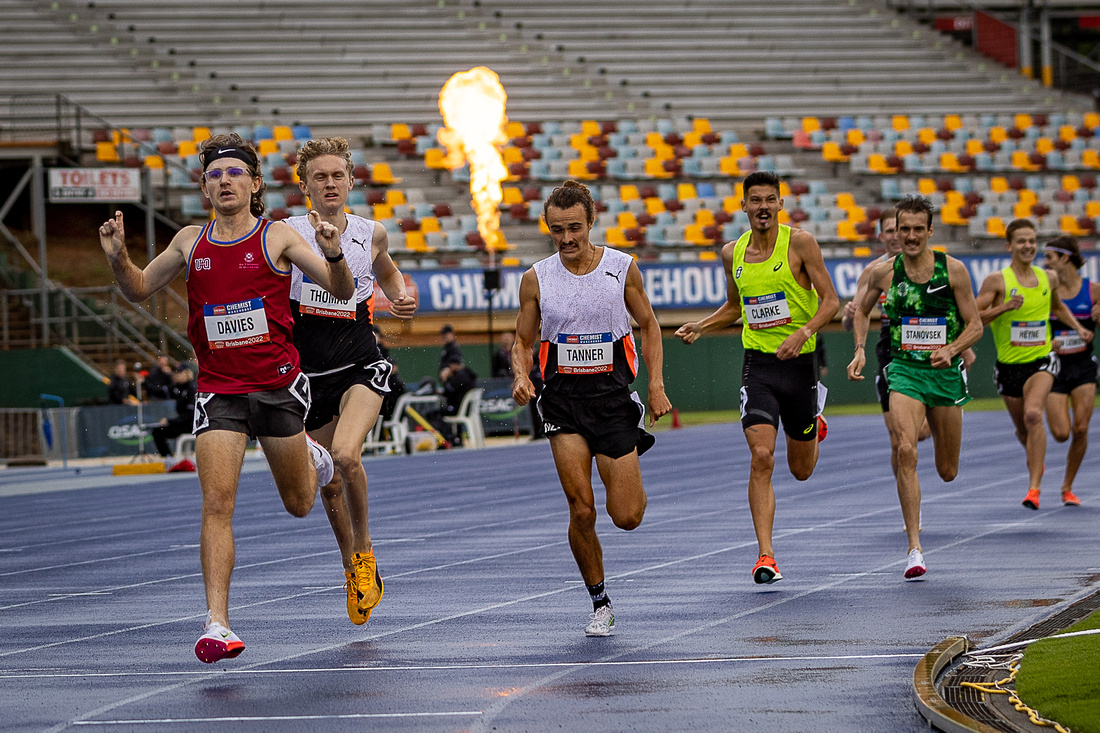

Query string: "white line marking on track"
[[71, 711, 483, 725]]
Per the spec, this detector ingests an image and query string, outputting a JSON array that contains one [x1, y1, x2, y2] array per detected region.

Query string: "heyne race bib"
[[557, 333, 614, 374], [743, 292, 791, 330], [1010, 320, 1047, 348], [298, 275, 357, 319], [203, 298, 271, 349], [900, 317, 947, 351]]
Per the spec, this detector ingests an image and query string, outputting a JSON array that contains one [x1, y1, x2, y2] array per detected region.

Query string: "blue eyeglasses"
[[202, 167, 249, 182]]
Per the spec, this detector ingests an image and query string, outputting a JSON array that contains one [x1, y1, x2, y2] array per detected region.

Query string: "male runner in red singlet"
[[98, 133, 354, 663]]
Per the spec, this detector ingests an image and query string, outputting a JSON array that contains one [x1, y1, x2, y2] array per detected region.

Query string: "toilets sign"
[[48, 168, 142, 202]]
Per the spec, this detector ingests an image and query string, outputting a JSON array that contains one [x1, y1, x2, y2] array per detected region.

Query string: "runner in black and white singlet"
[[1042, 235, 1099, 506], [287, 137, 417, 626], [512, 181, 671, 638], [99, 133, 353, 663]]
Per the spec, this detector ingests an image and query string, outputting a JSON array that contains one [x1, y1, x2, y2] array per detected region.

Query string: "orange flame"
[[437, 67, 509, 252]]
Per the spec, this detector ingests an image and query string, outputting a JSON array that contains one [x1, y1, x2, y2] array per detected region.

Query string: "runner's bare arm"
[[277, 212, 354, 300], [512, 268, 541, 406], [1047, 270, 1094, 344], [776, 229, 840, 360], [98, 211, 190, 302], [932, 257, 984, 369], [371, 224, 416, 319], [841, 261, 877, 331], [846, 261, 889, 381], [975, 271, 1016, 324], [624, 261, 671, 425], [675, 240, 742, 344]]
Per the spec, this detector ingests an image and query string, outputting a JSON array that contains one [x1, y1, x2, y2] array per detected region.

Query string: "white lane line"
[[71, 711, 482, 725], [1, 653, 925, 680]]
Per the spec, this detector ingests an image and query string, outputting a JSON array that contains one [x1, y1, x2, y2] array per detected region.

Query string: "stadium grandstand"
[[3, 0, 1100, 385]]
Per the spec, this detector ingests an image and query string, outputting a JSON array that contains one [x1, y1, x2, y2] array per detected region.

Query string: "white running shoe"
[[903, 548, 927, 581], [195, 611, 245, 663], [584, 604, 615, 637], [307, 435, 334, 489]]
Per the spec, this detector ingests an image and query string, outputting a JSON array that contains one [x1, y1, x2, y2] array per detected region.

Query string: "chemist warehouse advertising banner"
[[397, 253, 1100, 315]]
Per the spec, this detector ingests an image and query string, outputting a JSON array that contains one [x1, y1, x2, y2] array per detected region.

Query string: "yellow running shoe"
[[344, 570, 368, 625], [352, 550, 384, 621]]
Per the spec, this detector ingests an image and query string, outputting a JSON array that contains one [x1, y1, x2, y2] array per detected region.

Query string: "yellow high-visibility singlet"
[[991, 265, 1051, 364], [732, 224, 818, 354]]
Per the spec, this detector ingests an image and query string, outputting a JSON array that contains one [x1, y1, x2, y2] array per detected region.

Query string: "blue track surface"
[[2, 412, 1098, 732]]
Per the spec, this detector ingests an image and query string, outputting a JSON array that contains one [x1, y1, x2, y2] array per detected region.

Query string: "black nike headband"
[[201, 145, 257, 170]]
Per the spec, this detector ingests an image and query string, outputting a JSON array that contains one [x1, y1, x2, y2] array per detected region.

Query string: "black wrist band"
[[325, 251, 344, 263]]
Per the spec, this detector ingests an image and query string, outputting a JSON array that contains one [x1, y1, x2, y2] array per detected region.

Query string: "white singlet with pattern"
[[285, 214, 376, 307], [534, 246, 637, 374]]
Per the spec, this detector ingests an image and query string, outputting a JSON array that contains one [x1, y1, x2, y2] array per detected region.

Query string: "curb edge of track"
[[913, 636, 1004, 733]]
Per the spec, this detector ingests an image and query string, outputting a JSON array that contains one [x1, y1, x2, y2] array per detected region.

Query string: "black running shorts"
[[538, 388, 654, 459], [740, 349, 819, 441], [1051, 353, 1098, 395], [993, 354, 1059, 399], [304, 359, 394, 431], [193, 372, 310, 438]]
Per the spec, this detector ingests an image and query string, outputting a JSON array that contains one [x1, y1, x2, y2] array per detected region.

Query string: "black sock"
[[586, 581, 610, 610]]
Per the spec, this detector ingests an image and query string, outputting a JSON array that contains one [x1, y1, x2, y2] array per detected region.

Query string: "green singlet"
[[732, 224, 818, 355], [883, 250, 964, 368]]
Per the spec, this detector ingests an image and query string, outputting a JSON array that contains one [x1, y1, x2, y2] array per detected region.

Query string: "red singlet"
[[185, 218, 301, 394]]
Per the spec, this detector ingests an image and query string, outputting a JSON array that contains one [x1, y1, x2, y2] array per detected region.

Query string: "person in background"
[[107, 359, 138, 405], [144, 355, 175, 401], [493, 332, 515, 377], [152, 362, 197, 457]]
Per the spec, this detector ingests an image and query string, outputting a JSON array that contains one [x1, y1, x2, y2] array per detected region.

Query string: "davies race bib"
[[203, 298, 271, 349]]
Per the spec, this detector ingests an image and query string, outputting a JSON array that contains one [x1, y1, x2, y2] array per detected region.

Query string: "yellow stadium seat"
[[692, 118, 712, 135], [822, 142, 850, 163], [384, 188, 406, 206], [257, 139, 280, 156], [605, 227, 630, 247], [986, 218, 1006, 238], [273, 125, 293, 142], [372, 162, 399, 184], [645, 197, 666, 215], [1060, 215, 1090, 237], [836, 221, 861, 241], [801, 117, 821, 134], [1062, 175, 1081, 192], [1086, 201, 1100, 218], [425, 148, 447, 170], [868, 154, 898, 174], [944, 114, 963, 131], [940, 153, 968, 173], [846, 129, 865, 146], [568, 159, 595, 180], [420, 217, 441, 233], [1059, 125, 1078, 143], [917, 128, 937, 146], [853, 246, 873, 257], [95, 141, 119, 162], [617, 211, 640, 229], [502, 147, 524, 165], [894, 140, 914, 157], [699, 250, 719, 261], [940, 204, 968, 227], [620, 185, 640, 201], [846, 207, 867, 224], [683, 131, 704, 148], [391, 124, 412, 141], [779, 181, 791, 197], [581, 120, 601, 138], [892, 115, 910, 132], [539, 216, 550, 235], [677, 183, 698, 201], [685, 223, 712, 246], [578, 145, 600, 162], [728, 143, 749, 160], [722, 195, 741, 213], [404, 231, 430, 251], [502, 186, 524, 205], [989, 126, 1008, 143], [695, 209, 716, 227], [644, 157, 673, 178], [945, 191, 966, 206], [372, 203, 393, 220], [1036, 138, 1054, 155], [1013, 201, 1034, 219], [778, 210, 790, 225], [192, 126, 211, 143], [1014, 113, 1032, 131], [505, 121, 526, 139], [965, 139, 985, 156], [836, 192, 857, 209], [1084, 150, 1100, 169], [990, 176, 1010, 193], [143, 155, 164, 169], [719, 156, 741, 176], [916, 178, 936, 195], [645, 132, 665, 149], [1018, 189, 1037, 206], [569, 133, 589, 150], [177, 140, 199, 157], [1011, 150, 1039, 171], [1085, 113, 1100, 129]]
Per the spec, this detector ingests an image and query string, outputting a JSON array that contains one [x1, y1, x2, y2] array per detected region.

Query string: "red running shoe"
[[1022, 489, 1040, 510], [816, 415, 828, 442], [1062, 490, 1081, 507], [752, 555, 783, 584]]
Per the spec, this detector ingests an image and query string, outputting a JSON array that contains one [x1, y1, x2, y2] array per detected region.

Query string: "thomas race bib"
[[203, 298, 271, 349], [901, 317, 947, 351], [557, 333, 614, 374], [298, 275, 357, 319], [743, 292, 791, 330]]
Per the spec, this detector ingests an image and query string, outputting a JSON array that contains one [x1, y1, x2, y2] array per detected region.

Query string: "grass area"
[[1015, 610, 1100, 732]]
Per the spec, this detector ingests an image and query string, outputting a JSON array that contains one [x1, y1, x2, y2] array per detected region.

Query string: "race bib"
[[900, 317, 946, 351], [298, 276, 357, 319], [743, 292, 791, 330], [557, 333, 614, 374], [203, 298, 271, 349], [1054, 329, 1086, 354], [1010, 320, 1047, 347]]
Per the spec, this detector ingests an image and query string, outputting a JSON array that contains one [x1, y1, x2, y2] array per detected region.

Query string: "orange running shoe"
[[1062, 490, 1081, 507], [1022, 489, 1040, 510], [817, 415, 828, 442], [752, 554, 782, 584]]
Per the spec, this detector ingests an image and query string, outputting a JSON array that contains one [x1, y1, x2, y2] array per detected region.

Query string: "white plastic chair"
[[173, 433, 196, 461], [443, 387, 485, 449]]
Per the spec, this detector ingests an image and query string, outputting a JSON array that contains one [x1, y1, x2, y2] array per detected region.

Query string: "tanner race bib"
[[203, 298, 271, 349], [901, 317, 947, 351], [1010, 320, 1047, 348], [743, 292, 791, 330], [557, 333, 614, 374], [298, 276, 356, 319]]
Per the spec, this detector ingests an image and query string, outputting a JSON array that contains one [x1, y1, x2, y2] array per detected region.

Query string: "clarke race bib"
[[743, 292, 791, 330], [556, 333, 614, 374], [298, 276, 357, 319], [203, 298, 271, 349], [900, 317, 947, 351]]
